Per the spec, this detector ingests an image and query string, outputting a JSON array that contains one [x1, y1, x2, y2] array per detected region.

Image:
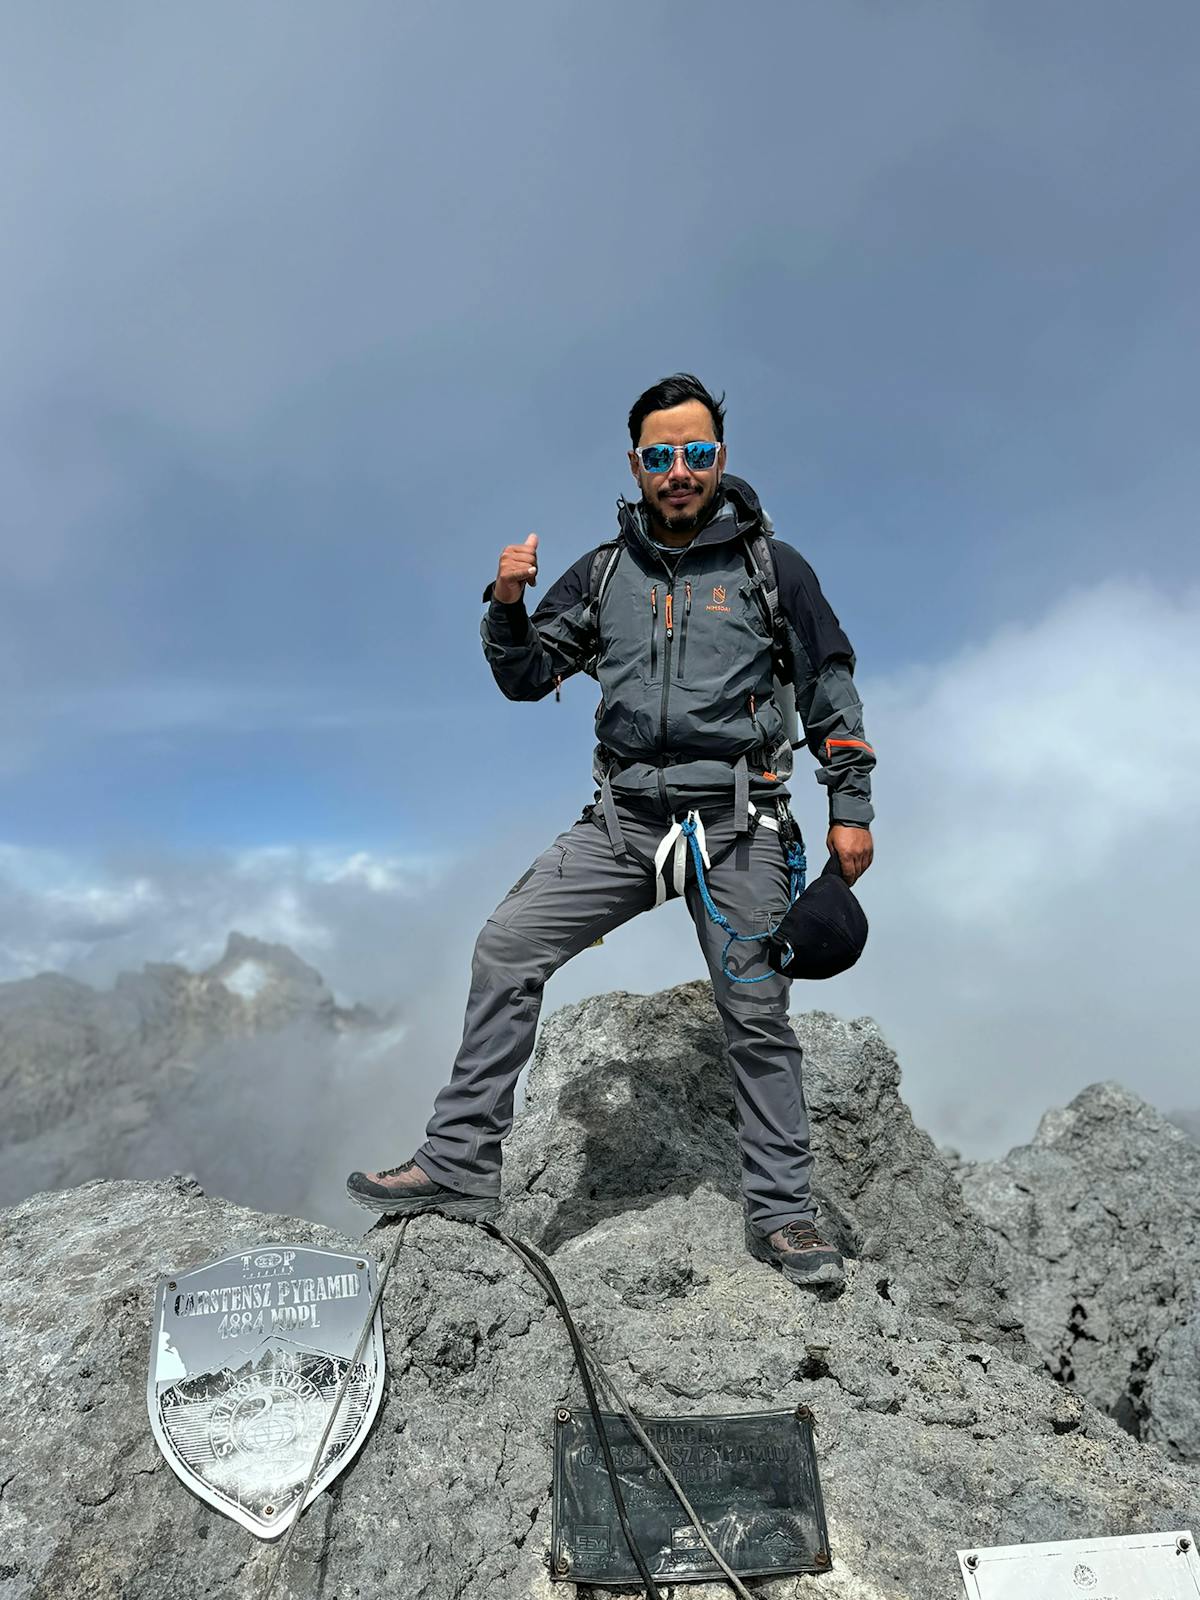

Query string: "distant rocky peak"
[[202, 931, 337, 1023], [0, 932, 380, 1196]]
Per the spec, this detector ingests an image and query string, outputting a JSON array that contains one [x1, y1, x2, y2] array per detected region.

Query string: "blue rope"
[[680, 817, 807, 984]]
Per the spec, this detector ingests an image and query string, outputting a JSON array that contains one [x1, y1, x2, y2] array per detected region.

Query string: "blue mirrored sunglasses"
[[635, 440, 721, 474]]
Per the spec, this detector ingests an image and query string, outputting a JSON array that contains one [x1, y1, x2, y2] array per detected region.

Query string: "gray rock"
[[2, 1176, 1196, 1600], [503, 985, 1024, 1352], [5, 966, 1199, 1597], [0, 933, 378, 1210], [961, 1080, 1200, 1461]]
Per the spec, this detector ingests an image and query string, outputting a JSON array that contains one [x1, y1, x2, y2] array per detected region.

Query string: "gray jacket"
[[481, 473, 874, 833]]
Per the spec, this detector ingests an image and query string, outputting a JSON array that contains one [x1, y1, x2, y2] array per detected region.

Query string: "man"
[[347, 373, 875, 1289]]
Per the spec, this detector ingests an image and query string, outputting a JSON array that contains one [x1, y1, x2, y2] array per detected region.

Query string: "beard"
[[643, 480, 719, 538]]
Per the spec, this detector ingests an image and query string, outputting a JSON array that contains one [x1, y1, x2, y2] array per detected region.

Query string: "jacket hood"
[[616, 472, 772, 561]]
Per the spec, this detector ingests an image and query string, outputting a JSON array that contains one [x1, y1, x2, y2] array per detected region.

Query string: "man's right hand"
[[493, 532, 539, 605]]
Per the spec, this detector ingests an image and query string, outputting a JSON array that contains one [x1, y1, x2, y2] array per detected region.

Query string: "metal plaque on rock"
[[147, 1243, 385, 1539], [958, 1530, 1200, 1599], [551, 1405, 829, 1584]]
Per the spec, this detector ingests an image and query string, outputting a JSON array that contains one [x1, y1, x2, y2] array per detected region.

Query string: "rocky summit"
[[1, 979, 1198, 1600], [961, 1079, 1200, 1463]]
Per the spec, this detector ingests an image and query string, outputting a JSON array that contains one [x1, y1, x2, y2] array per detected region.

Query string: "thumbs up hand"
[[494, 532, 540, 604]]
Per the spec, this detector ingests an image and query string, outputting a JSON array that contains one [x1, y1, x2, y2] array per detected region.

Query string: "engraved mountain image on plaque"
[[148, 1244, 384, 1538]]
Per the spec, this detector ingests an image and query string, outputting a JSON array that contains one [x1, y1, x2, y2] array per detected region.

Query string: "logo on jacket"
[[706, 583, 731, 615]]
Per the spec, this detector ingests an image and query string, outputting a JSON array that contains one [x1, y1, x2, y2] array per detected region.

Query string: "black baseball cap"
[[766, 851, 869, 980]]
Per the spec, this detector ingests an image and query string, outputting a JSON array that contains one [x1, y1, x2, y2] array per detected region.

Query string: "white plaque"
[[959, 1531, 1200, 1599], [147, 1243, 385, 1539]]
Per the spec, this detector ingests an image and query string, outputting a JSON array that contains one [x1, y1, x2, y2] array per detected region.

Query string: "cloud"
[[0, 840, 446, 997], [870, 577, 1200, 914], [840, 576, 1200, 1153], [6, 575, 1199, 1188]]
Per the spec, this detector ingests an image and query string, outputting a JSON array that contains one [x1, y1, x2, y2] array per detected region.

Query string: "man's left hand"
[[827, 825, 873, 886]]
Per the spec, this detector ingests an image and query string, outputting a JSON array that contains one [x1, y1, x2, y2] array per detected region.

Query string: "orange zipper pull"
[[665, 592, 674, 638]]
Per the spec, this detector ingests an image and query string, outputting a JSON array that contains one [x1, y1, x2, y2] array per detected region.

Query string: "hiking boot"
[[745, 1219, 845, 1290], [345, 1159, 499, 1222]]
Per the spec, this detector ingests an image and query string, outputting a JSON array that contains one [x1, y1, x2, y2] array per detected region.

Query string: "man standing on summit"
[[348, 374, 875, 1288]]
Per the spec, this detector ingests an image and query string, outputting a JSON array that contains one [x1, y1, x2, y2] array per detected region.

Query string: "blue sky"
[[2, 2, 1199, 1173]]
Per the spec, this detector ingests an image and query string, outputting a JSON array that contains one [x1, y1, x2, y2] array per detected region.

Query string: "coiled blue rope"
[[680, 816, 807, 984]]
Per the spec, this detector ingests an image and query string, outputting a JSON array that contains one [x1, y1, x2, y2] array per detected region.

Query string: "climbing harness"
[[261, 1213, 759, 1600], [662, 802, 807, 984]]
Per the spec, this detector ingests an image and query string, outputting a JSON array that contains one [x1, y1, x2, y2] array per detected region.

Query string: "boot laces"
[[375, 1160, 416, 1180], [781, 1221, 826, 1250]]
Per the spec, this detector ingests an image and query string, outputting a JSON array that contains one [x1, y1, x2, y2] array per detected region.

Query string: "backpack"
[[583, 512, 802, 751]]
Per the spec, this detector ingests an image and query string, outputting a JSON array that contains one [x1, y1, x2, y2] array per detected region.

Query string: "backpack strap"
[[742, 529, 792, 684], [583, 539, 623, 678], [587, 539, 627, 856], [744, 527, 808, 765]]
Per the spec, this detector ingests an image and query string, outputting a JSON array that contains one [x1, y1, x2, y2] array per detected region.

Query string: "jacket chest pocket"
[[631, 570, 769, 688], [649, 579, 707, 684], [698, 580, 772, 678], [639, 580, 675, 685]]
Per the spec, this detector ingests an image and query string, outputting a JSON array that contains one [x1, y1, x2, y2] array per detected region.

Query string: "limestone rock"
[[961, 1080, 1200, 1461], [502, 985, 1024, 1352], [5, 962, 1199, 1597], [0, 933, 378, 1210], [1, 1177, 1196, 1600]]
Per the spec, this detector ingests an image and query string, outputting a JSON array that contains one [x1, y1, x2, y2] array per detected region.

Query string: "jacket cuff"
[[483, 594, 530, 646], [829, 802, 874, 829]]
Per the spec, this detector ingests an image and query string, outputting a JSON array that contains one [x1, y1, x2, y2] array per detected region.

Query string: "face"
[[628, 399, 726, 543]]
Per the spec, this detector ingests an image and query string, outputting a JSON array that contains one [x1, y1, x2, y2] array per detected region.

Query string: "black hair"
[[627, 372, 726, 447]]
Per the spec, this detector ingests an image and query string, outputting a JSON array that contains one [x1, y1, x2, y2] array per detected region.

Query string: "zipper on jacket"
[[823, 737, 875, 758], [677, 581, 692, 680], [650, 587, 658, 679], [658, 583, 676, 754]]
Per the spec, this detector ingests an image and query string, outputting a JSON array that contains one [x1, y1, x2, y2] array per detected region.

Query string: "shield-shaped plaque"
[[147, 1243, 385, 1539], [958, 1530, 1200, 1598]]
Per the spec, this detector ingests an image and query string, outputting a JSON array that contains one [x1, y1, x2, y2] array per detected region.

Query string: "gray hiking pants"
[[416, 800, 817, 1237]]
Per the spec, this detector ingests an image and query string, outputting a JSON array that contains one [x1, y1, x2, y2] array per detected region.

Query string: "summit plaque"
[[147, 1243, 385, 1539], [958, 1530, 1200, 1599], [551, 1406, 829, 1584]]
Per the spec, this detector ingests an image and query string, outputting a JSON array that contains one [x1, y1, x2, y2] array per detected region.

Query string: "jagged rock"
[[502, 986, 1024, 1352], [961, 1081, 1200, 1462], [2, 1176, 1197, 1600], [5, 960, 1199, 1596], [0, 933, 379, 1210]]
